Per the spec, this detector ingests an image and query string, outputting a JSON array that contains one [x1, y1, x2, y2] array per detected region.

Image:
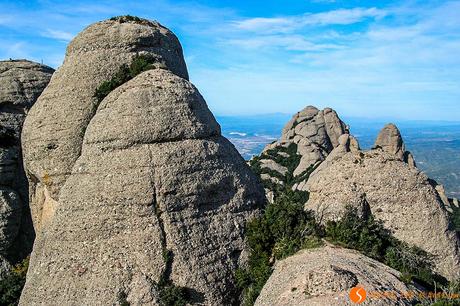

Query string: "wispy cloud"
[[225, 34, 344, 51], [42, 29, 74, 42], [0, 40, 32, 61], [233, 8, 387, 33]]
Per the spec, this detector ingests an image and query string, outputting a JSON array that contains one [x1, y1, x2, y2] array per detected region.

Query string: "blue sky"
[[1, 0, 459, 120]]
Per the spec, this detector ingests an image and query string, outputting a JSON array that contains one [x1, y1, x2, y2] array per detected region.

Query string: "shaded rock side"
[[19, 58, 265, 304], [0, 60, 53, 275], [256, 245, 414, 306], [305, 147, 460, 280], [21, 17, 189, 232]]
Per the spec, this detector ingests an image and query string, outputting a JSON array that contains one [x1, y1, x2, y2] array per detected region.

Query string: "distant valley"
[[217, 114, 460, 197]]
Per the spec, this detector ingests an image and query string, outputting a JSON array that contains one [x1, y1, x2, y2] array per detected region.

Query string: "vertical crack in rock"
[[146, 146, 170, 285], [20, 18, 265, 305]]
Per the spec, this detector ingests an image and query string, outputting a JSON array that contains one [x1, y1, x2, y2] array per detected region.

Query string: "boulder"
[[0, 59, 53, 273], [256, 245, 414, 306], [305, 127, 460, 280], [19, 18, 265, 305], [22, 17, 188, 232]]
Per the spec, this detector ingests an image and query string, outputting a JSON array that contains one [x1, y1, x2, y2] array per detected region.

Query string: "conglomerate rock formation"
[[250, 106, 354, 202], [19, 17, 265, 305], [21, 17, 189, 232], [255, 245, 414, 306], [305, 124, 460, 280], [0, 60, 53, 276]]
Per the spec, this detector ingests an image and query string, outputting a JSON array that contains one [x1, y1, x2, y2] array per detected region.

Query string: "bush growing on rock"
[[249, 143, 311, 202], [94, 54, 157, 102], [238, 197, 448, 305], [325, 206, 446, 289], [0, 257, 29, 306], [236, 190, 323, 305]]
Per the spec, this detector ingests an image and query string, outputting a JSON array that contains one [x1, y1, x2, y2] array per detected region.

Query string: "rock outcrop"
[[373, 123, 416, 168], [305, 124, 460, 280], [21, 17, 189, 232], [273, 106, 350, 176], [0, 60, 53, 276], [256, 245, 414, 306], [251, 106, 351, 201], [20, 17, 264, 305]]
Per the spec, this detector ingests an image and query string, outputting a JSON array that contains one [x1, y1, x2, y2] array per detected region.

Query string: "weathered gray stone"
[[256, 106, 350, 197], [256, 245, 414, 306], [22, 18, 188, 232], [0, 59, 53, 273], [20, 19, 265, 305], [0, 188, 22, 251], [373, 123, 405, 160], [305, 148, 460, 280], [259, 159, 288, 176], [0, 60, 54, 136]]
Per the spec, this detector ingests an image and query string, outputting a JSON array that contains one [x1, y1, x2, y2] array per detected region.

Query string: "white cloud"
[[42, 29, 74, 42], [188, 1, 460, 120], [306, 8, 386, 25], [233, 7, 387, 33], [225, 34, 344, 51]]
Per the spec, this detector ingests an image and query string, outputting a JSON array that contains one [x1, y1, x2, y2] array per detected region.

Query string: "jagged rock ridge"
[[0, 60, 53, 277], [19, 17, 264, 305], [250, 106, 354, 202]]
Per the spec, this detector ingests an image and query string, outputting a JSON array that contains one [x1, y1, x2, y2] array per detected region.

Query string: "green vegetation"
[[109, 15, 154, 26], [158, 250, 189, 306], [244, 143, 457, 305], [159, 284, 188, 306], [325, 206, 446, 289], [94, 54, 157, 102], [0, 257, 29, 306], [249, 143, 312, 202], [110, 15, 143, 22], [235, 190, 323, 305], [237, 194, 449, 305], [449, 205, 460, 232]]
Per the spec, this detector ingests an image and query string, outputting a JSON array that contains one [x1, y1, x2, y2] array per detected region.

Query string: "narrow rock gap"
[[146, 146, 172, 286]]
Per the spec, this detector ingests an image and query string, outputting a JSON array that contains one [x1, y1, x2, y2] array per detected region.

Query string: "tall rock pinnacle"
[[20, 17, 264, 305], [373, 123, 405, 159]]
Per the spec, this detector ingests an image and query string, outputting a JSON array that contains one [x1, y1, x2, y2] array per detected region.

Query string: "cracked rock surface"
[[20, 18, 264, 305], [256, 245, 414, 306], [251, 106, 352, 202]]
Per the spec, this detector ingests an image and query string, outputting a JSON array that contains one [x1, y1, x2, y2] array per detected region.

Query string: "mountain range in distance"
[[217, 113, 460, 198]]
